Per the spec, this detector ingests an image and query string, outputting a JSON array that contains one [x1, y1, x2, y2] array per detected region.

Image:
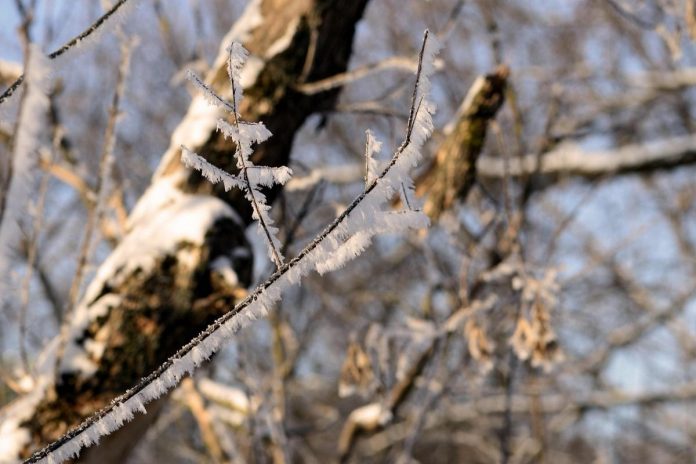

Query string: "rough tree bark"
[[417, 65, 508, 220], [4, 0, 369, 461]]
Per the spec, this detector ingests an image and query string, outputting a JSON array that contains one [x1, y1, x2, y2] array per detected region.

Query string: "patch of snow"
[[60, 182, 242, 376], [170, 95, 223, 152], [210, 256, 240, 287]]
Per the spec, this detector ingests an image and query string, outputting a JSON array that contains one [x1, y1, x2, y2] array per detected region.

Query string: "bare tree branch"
[[477, 134, 696, 182]]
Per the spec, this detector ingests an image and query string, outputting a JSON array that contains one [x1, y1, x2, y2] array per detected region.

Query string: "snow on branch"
[[476, 134, 696, 181], [22, 31, 440, 464], [0, 0, 137, 106], [185, 70, 236, 113]]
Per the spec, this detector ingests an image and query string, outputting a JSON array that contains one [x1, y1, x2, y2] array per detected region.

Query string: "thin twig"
[[295, 56, 418, 95], [0, 0, 132, 105], [180, 378, 226, 463], [281, 181, 323, 256]]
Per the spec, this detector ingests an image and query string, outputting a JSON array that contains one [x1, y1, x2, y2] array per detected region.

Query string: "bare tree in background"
[[4, 0, 696, 463]]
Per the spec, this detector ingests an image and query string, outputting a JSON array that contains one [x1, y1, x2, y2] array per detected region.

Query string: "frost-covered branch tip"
[[182, 43, 286, 269], [23, 30, 439, 464]]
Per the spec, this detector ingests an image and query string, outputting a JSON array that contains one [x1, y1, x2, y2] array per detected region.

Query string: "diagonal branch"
[[0, 0, 135, 105]]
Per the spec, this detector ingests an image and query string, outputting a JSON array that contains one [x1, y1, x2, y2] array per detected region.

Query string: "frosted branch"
[[186, 70, 235, 113], [181, 146, 246, 192], [184, 43, 286, 269]]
